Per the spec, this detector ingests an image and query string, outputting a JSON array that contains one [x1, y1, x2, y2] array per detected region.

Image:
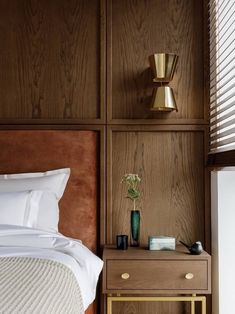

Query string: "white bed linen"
[[0, 224, 103, 311]]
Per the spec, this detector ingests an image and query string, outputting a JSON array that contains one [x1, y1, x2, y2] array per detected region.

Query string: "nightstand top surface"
[[103, 244, 210, 260]]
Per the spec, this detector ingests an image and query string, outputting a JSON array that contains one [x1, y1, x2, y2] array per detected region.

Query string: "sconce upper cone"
[[149, 53, 178, 82]]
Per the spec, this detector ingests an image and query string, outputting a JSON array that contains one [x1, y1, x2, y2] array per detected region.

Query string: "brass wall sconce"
[[149, 53, 178, 112]]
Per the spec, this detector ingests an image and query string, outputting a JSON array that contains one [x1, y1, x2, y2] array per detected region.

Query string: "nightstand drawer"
[[106, 260, 208, 292]]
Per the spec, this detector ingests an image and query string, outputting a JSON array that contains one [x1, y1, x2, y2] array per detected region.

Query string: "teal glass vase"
[[130, 210, 140, 247]]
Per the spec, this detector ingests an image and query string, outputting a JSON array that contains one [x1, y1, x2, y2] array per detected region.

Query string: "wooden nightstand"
[[102, 245, 211, 314]]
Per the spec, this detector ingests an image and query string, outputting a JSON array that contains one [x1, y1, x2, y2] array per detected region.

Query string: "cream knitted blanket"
[[0, 257, 84, 314]]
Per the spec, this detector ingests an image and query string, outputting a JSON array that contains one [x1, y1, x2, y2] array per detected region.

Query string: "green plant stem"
[[133, 199, 136, 211]]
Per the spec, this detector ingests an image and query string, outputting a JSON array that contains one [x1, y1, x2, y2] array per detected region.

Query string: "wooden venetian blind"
[[209, 0, 235, 161]]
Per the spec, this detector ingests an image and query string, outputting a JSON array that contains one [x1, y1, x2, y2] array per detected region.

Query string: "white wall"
[[211, 170, 235, 314]]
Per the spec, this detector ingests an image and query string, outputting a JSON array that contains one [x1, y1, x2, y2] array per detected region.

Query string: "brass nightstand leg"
[[201, 296, 206, 314], [107, 296, 112, 314], [191, 300, 195, 314], [191, 294, 196, 314]]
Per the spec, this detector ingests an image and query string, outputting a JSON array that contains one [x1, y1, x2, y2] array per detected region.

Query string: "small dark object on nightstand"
[[180, 240, 203, 255], [116, 235, 128, 250]]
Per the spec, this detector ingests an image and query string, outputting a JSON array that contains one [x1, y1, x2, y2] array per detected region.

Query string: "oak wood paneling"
[[108, 0, 204, 121], [0, 1, 209, 313], [107, 128, 205, 246], [0, 0, 101, 120]]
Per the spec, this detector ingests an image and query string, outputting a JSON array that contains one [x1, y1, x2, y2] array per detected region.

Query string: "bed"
[[0, 130, 102, 314]]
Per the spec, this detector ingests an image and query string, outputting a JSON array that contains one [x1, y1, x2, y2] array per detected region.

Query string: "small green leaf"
[[127, 188, 140, 200]]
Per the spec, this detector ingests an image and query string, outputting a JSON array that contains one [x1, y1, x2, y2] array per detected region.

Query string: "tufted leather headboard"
[[0, 130, 98, 314]]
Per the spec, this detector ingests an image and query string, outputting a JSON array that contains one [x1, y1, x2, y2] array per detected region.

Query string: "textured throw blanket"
[[0, 257, 84, 314]]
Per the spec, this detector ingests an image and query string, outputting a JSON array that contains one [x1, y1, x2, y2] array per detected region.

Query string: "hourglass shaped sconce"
[[149, 53, 178, 112]]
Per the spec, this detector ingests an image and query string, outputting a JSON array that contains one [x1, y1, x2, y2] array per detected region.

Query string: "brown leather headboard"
[[0, 130, 98, 251], [0, 130, 98, 314]]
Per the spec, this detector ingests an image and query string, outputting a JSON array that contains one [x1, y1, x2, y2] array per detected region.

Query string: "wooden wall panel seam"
[[99, 125, 107, 246], [0, 119, 105, 125], [203, 0, 210, 124], [106, 0, 112, 123], [100, 0, 107, 123], [106, 126, 113, 243], [108, 119, 209, 125], [108, 125, 207, 132]]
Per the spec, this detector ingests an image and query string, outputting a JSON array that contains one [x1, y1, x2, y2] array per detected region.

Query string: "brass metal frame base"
[[107, 295, 206, 314]]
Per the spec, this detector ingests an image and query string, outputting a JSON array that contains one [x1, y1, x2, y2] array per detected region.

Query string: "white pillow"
[[36, 190, 59, 232], [0, 168, 70, 232], [0, 190, 42, 227], [0, 168, 70, 199]]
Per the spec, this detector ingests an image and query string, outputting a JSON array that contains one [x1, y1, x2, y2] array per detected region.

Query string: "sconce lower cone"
[[149, 53, 178, 82], [150, 86, 177, 112]]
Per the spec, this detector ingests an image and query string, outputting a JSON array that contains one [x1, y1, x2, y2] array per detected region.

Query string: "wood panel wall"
[[0, 0, 103, 122], [108, 0, 205, 122], [108, 126, 206, 246], [0, 1, 209, 313]]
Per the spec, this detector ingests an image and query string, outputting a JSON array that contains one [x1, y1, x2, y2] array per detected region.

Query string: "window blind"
[[209, 0, 235, 156]]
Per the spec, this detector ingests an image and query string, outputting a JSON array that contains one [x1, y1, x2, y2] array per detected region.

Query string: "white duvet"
[[0, 224, 103, 311]]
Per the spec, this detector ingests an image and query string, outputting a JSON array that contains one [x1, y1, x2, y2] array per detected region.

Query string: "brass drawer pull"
[[185, 273, 194, 280], [121, 273, 130, 280]]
